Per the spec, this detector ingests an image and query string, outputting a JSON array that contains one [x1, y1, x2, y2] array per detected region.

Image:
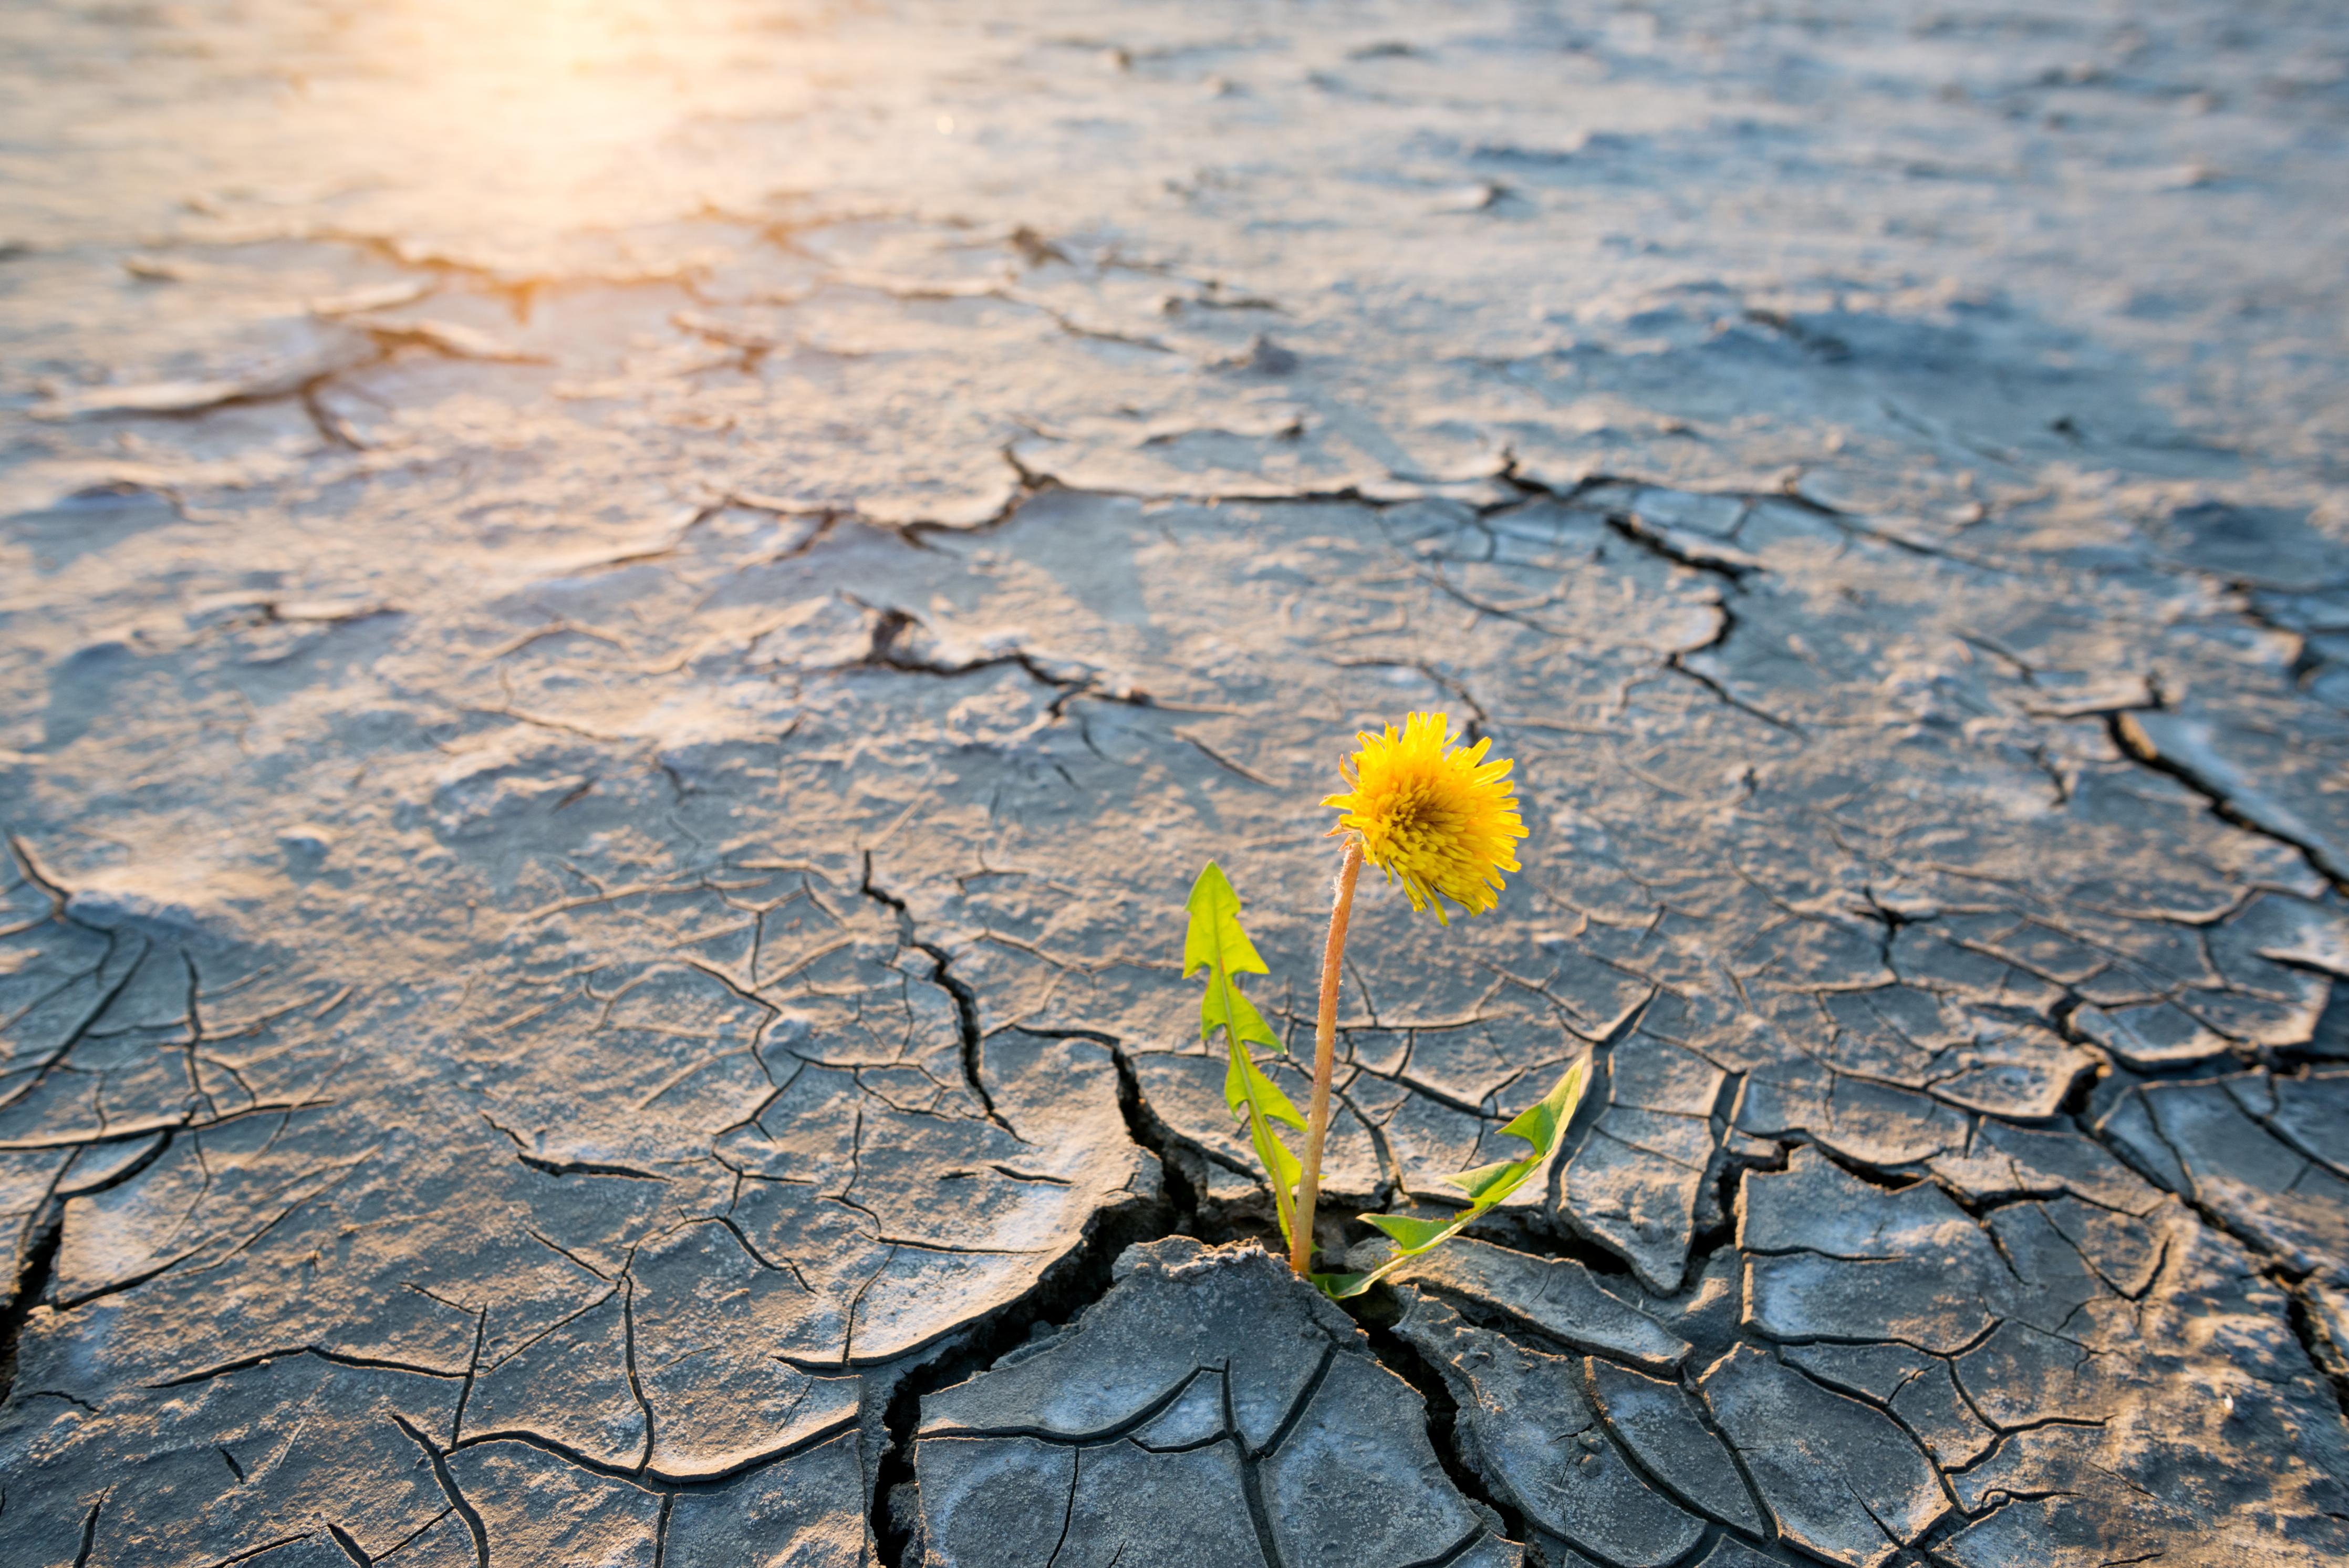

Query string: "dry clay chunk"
[[1393, 1290, 1716, 1568], [1698, 1345, 1946, 1568], [915, 1238, 1516, 1568]]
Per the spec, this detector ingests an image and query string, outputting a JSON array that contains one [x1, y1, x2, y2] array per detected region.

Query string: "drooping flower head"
[[1324, 711, 1526, 923]]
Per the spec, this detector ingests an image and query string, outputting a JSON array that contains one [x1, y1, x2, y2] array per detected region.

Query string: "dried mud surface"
[[4, 1, 2349, 1564]]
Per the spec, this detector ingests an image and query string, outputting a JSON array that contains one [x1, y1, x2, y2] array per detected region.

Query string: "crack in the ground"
[[2106, 710, 2349, 896], [0, 1202, 64, 1405], [20, 10, 2349, 1562], [2062, 1079, 2349, 1421], [839, 600, 1159, 726], [2284, 1284, 2349, 1420], [1664, 588, 1803, 738], [1602, 508, 1761, 585], [311, 224, 711, 320], [1492, 491, 1806, 740], [856, 854, 1018, 1141], [850, 1009, 1566, 1564], [1344, 1289, 1534, 1551], [861, 1138, 1180, 1568]]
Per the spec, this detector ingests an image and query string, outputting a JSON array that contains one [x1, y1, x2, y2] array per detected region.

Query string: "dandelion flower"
[[1324, 711, 1526, 922], [1188, 713, 1563, 1282]]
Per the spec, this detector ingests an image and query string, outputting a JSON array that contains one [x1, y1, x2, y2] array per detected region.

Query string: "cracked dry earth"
[[5, 2, 2349, 1566]]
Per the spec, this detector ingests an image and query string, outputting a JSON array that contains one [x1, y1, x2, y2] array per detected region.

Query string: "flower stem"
[[1291, 836, 1365, 1275]]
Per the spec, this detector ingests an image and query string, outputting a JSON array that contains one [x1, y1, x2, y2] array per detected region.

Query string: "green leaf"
[[1496, 1056, 1588, 1153], [1441, 1056, 1588, 1201], [1363, 1213, 1461, 1252], [1183, 860, 1269, 973], [1445, 1157, 1530, 1206], [1184, 861, 1301, 1247], [1315, 1055, 1591, 1301], [1186, 862, 1282, 1053], [1243, 1081, 1304, 1195], [1208, 980, 1283, 1057], [1224, 1044, 1308, 1132]]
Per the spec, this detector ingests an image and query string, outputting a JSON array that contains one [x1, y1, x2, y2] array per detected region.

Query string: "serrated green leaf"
[[1183, 860, 1300, 1248], [1184, 862, 1269, 979], [1363, 1213, 1460, 1251], [1315, 1056, 1592, 1301], [1224, 1044, 1308, 1132], [1496, 1056, 1588, 1154], [1315, 1233, 1454, 1299], [1245, 1095, 1304, 1192], [1440, 1056, 1589, 1206], [1314, 1216, 1468, 1299], [1186, 863, 1283, 1053], [1205, 978, 1283, 1055], [1442, 1157, 1532, 1205], [1312, 1269, 1373, 1297]]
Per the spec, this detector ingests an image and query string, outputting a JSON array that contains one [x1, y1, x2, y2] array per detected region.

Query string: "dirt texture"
[[4, 1, 2349, 1565]]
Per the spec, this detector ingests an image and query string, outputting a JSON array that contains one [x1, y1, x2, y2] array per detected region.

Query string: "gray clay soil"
[[4, 1, 2349, 1564]]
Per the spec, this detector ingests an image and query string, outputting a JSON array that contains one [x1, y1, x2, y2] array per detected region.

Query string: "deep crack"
[[860, 1135, 1180, 1567], [858, 852, 1018, 1139], [0, 1201, 64, 1404], [1344, 1288, 1534, 1551], [2107, 711, 2349, 896]]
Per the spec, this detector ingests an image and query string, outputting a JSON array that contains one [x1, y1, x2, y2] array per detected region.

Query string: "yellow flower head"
[[1324, 711, 1526, 923]]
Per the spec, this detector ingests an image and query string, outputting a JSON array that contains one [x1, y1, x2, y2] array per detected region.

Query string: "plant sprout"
[[1182, 711, 1588, 1297]]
